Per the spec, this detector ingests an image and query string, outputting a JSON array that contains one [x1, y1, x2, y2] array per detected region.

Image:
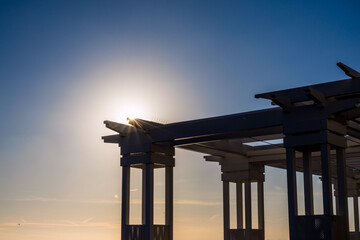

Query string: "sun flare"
[[116, 101, 151, 125]]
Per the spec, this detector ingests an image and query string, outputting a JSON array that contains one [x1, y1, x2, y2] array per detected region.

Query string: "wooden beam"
[[104, 120, 137, 136], [102, 134, 121, 143], [306, 86, 327, 107], [148, 108, 283, 142], [337, 62, 360, 78], [271, 94, 292, 110], [256, 77, 360, 104]]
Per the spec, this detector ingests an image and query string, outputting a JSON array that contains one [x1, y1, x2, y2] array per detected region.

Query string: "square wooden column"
[[223, 181, 230, 240], [336, 148, 348, 221], [165, 166, 173, 240], [219, 156, 265, 240], [336, 147, 350, 240], [321, 144, 333, 216], [258, 180, 265, 231], [286, 148, 298, 240], [354, 196, 359, 240], [244, 180, 252, 240], [121, 166, 130, 240], [236, 182, 243, 230], [303, 149, 314, 215], [120, 143, 174, 240], [321, 144, 333, 240], [142, 164, 154, 240]]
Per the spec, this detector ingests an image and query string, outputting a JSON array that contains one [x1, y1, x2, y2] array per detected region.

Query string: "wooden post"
[[336, 147, 349, 239], [165, 166, 173, 240], [223, 181, 230, 240], [286, 148, 297, 240], [143, 164, 154, 240], [258, 181, 264, 231], [142, 165, 146, 224], [321, 144, 332, 240], [122, 166, 130, 240], [245, 180, 252, 240], [336, 148, 347, 216], [321, 144, 333, 216], [236, 182, 243, 229], [303, 149, 314, 215], [354, 196, 359, 240]]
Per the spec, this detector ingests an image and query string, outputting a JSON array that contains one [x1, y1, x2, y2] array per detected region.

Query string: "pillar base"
[[124, 224, 171, 240], [228, 229, 264, 240], [295, 215, 347, 240]]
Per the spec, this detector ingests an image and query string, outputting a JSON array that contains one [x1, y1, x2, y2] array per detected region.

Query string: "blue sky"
[[1, 1, 360, 239]]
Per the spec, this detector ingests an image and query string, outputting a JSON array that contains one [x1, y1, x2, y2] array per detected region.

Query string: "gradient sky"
[[1, 1, 360, 240]]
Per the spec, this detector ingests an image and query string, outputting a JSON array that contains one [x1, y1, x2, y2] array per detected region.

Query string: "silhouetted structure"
[[103, 63, 360, 240]]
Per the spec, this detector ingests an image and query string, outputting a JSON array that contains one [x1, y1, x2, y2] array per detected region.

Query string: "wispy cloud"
[[174, 179, 191, 184], [0, 196, 120, 204], [0, 196, 222, 206], [207, 214, 220, 222], [0, 218, 120, 229], [174, 200, 222, 206], [0, 197, 67, 202], [82, 199, 121, 204]]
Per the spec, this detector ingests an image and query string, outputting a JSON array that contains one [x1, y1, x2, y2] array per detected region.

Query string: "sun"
[[116, 101, 151, 125]]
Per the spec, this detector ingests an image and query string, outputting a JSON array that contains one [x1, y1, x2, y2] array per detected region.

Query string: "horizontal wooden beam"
[[148, 108, 283, 143], [104, 120, 139, 136], [173, 126, 283, 146], [102, 134, 121, 144], [256, 77, 360, 104], [337, 62, 360, 79], [121, 153, 175, 167]]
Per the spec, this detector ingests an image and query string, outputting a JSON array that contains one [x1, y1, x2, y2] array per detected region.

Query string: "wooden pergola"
[[103, 63, 360, 240]]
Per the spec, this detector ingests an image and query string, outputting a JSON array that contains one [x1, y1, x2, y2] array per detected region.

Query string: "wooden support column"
[[354, 196, 359, 240], [121, 166, 130, 240], [236, 182, 243, 229], [223, 181, 230, 240], [142, 164, 154, 240], [286, 148, 297, 240], [245, 180, 252, 240], [258, 181, 265, 231], [142, 165, 146, 224], [303, 149, 314, 215], [165, 166, 173, 240], [321, 144, 333, 240], [321, 144, 333, 216], [336, 147, 348, 218], [336, 147, 349, 239]]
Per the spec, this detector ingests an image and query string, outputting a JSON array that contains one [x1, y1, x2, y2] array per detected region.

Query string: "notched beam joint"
[[271, 94, 292, 111], [305, 86, 326, 108]]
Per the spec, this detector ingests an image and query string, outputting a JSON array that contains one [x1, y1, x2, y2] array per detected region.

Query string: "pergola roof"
[[103, 63, 360, 180]]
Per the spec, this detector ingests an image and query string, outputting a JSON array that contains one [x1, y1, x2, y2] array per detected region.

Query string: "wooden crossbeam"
[[128, 118, 165, 132], [256, 66, 360, 104], [306, 86, 326, 107], [337, 62, 360, 78], [104, 120, 136, 136]]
